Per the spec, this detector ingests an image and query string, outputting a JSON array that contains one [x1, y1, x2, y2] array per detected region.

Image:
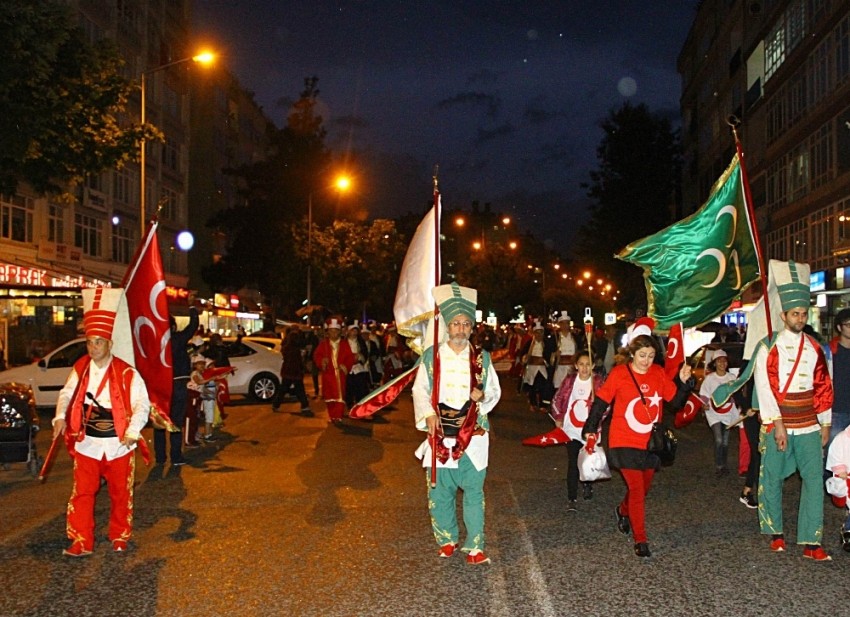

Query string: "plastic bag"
[[578, 445, 611, 482]]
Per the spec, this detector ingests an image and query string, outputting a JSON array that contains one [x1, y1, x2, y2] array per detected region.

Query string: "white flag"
[[393, 201, 439, 354]]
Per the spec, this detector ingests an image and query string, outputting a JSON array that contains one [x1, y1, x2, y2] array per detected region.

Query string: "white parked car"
[[217, 339, 281, 401], [0, 337, 282, 409], [0, 338, 88, 409]]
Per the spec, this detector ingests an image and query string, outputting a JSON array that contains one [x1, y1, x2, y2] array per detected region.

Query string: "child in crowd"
[[189, 354, 218, 442], [699, 350, 739, 476]]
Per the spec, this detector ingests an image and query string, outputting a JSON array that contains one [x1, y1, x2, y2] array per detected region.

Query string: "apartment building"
[[679, 0, 850, 334]]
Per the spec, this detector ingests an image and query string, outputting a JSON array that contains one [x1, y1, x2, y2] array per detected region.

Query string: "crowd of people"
[[50, 258, 850, 567]]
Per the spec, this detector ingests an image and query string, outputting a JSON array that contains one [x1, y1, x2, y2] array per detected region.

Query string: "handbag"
[[578, 444, 611, 481], [627, 365, 677, 466], [649, 423, 677, 466]]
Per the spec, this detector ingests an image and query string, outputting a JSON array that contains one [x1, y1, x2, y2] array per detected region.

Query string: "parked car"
[[0, 336, 283, 409], [218, 339, 281, 401], [0, 338, 88, 409], [688, 342, 745, 387]]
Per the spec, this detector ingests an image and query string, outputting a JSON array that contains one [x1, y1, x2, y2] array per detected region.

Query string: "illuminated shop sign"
[[0, 263, 110, 288]]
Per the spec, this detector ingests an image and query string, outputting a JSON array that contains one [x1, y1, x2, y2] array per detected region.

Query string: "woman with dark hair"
[[583, 334, 694, 558]]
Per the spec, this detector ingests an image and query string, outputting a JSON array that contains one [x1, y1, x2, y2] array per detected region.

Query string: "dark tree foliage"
[[204, 77, 332, 314], [0, 0, 152, 195], [577, 102, 681, 312]]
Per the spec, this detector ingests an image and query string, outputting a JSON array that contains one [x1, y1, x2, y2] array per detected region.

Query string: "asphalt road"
[[0, 372, 847, 617]]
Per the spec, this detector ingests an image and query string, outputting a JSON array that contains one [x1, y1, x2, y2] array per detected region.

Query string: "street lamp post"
[[305, 174, 351, 309], [307, 191, 313, 307], [139, 52, 214, 236]]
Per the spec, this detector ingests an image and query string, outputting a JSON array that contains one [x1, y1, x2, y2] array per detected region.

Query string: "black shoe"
[[615, 506, 631, 535], [841, 528, 850, 552], [634, 543, 651, 558], [567, 500, 577, 513], [739, 491, 757, 509], [300, 408, 314, 417], [582, 483, 593, 500]]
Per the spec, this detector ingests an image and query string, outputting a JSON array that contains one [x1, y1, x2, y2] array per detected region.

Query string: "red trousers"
[[619, 467, 656, 544], [67, 451, 135, 550], [326, 401, 347, 421]]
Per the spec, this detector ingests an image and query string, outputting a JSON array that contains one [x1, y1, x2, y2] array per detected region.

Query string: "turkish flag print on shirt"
[[122, 224, 173, 420]]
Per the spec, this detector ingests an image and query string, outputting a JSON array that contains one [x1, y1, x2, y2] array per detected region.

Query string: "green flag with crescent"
[[618, 155, 759, 332]]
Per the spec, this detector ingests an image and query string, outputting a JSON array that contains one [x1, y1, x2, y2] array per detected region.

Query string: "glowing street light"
[[307, 173, 352, 306], [139, 51, 216, 235]]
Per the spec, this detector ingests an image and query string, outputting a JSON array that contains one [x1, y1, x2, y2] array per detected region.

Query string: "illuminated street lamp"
[[307, 174, 352, 307], [139, 51, 215, 235]]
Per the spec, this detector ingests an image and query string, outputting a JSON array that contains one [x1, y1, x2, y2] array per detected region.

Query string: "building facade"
[[679, 0, 850, 336]]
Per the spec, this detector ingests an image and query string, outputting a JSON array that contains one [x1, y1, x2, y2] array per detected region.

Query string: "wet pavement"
[[0, 372, 846, 616]]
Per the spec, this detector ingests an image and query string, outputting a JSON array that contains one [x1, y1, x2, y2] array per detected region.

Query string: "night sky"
[[192, 1, 700, 252]]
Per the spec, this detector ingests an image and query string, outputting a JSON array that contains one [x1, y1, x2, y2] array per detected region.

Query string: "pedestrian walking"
[[51, 288, 151, 556], [413, 282, 501, 565], [583, 330, 693, 558]]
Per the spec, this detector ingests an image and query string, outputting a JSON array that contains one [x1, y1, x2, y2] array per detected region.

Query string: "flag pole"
[[729, 118, 772, 335], [122, 221, 159, 289], [430, 166, 441, 488]]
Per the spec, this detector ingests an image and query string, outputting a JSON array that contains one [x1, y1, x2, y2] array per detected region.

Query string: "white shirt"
[[412, 341, 501, 471], [53, 356, 151, 461], [562, 376, 593, 442], [700, 371, 738, 427], [753, 329, 832, 433]]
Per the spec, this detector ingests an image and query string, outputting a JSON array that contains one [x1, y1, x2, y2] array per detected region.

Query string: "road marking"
[[488, 482, 558, 617]]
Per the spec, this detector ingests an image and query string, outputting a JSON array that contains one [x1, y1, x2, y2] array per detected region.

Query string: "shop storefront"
[[0, 262, 114, 367]]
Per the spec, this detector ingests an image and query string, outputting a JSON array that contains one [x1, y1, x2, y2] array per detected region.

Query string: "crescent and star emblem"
[[624, 390, 663, 434], [666, 338, 679, 362], [132, 281, 172, 368], [567, 398, 590, 430], [696, 202, 743, 290]]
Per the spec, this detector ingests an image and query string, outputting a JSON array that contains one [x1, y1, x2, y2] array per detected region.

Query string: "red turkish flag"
[[665, 322, 685, 381], [122, 222, 173, 426], [674, 392, 705, 429]]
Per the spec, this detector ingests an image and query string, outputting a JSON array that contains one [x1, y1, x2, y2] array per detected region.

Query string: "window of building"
[[0, 194, 34, 243], [160, 186, 178, 221], [810, 123, 832, 190], [47, 203, 64, 243], [74, 213, 103, 258], [113, 168, 134, 205], [164, 84, 181, 120], [112, 222, 133, 264], [162, 137, 180, 173], [836, 14, 850, 86], [787, 146, 810, 202]]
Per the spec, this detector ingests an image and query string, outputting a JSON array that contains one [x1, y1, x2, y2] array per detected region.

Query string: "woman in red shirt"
[[583, 334, 693, 558]]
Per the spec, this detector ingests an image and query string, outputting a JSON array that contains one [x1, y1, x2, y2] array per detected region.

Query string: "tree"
[[204, 77, 333, 313], [577, 102, 681, 311], [0, 1, 153, 195], [291, 219, 407, 320]]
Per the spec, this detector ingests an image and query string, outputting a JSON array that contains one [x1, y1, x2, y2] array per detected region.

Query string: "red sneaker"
[[112, 540, 128, 553], [466, 550, 491, 565], [769, 538, 786, 552], [803, 546, 832, 562], [62, 543, 93, 558], [438, 543, 458, 558]]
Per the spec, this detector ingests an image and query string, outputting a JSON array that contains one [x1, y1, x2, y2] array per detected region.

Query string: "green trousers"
[[758, 427, 824, 545], [426, 456, 487, 552]]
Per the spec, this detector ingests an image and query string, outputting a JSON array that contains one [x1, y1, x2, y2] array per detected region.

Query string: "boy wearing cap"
[[751, 261, 833, 561], [413, 282, 501, 565], [52, 288, 151, 557]]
